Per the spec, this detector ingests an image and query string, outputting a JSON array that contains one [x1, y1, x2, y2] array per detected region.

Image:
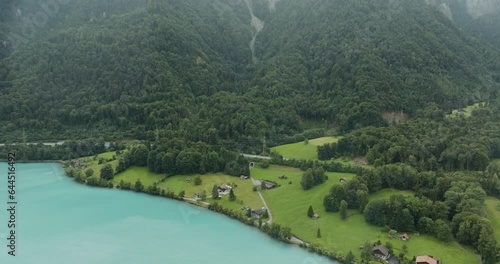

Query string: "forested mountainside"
[[1, 0, 500, 150], [432, 0, 500, 48], [254, 0, 500, 127]]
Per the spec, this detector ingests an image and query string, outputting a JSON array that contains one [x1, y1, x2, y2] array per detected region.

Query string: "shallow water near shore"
[[0, 163, 338, 264]]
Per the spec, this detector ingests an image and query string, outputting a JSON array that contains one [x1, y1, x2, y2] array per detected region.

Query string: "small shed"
[[339, 177, 347, 183], [312, 214, 320, 219], [263, 181, 277, 189], [399, 233, 410, 241], [416, 255, 440, 264]]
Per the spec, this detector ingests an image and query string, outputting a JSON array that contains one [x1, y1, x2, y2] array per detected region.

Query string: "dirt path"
[[183, 197, 210, 206], [251, 176, 273, 224]]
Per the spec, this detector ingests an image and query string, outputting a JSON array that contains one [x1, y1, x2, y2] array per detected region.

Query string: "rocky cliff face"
[[430, 0, 500, 48], [463, 0, 500, 18], [432, 0, 500, 19]]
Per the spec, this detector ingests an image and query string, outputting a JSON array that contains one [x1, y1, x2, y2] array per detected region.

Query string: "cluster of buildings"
[[372, 245, 440, 264]]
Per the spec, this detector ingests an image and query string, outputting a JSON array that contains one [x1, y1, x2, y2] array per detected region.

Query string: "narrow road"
[[183, 197, 210, 206], [241, 153, 271, 160], [290, 235, 308, 246], [241, 153, 289, 161], [0, 141, 111, 148], [251, 176, 273, 224]]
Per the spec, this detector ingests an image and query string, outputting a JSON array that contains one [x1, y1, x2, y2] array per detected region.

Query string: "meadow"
[[485, 196, 500, 243], [112, 167, 263, 213], [447, 102, 485, 118], [270, 136, 340, 160], [77, 151, 121, 176], [71, 152, 481, 263], [250, 165, 480, 263]]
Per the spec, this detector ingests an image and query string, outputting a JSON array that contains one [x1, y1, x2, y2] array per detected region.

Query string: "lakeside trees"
[[100, 164, 114, 180]]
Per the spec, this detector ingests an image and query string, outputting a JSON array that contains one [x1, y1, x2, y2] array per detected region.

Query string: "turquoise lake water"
[[0, 163, 338, 264]]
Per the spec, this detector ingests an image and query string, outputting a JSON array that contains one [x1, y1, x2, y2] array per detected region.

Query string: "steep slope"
[[431, 0, 500, 47], [253, 0, 500, 130], [1, 0, 500, 146], [0, 0, 254, 139]]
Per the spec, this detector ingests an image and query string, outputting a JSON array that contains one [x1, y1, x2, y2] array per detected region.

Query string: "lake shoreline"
[[58, 162, 344, 264]]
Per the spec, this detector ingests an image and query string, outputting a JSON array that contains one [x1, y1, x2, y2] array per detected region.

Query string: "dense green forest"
[[1, 0, 500, 262], [435, 0, 500, 49], [319, 102, 500, 171], [1, 0, 500, 150]]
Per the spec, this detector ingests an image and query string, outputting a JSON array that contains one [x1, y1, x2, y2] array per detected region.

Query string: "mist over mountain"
[[0, 0, 499, 148], [430, 0, 500, 47]]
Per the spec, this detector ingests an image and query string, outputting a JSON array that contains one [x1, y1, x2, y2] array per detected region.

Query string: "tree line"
[[322, 162, 499, 263], [318, 103, 500, 172]]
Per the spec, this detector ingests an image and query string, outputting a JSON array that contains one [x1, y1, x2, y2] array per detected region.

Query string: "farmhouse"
[[372, 245, 390, 261], [262, 180, 277, 189], [415, 255, 440, 264], [251, 208, 267, 218], [218, 184, 231, 192]]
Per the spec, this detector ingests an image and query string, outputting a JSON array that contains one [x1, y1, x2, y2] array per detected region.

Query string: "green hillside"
[[1, 0, 500, 146]]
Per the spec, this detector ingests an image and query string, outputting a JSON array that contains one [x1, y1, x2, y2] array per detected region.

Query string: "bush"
[[194, 176, 202, 185], [85, 168, 94, 177], [259, 160, 270, 169], [134, 179, 144, 192], [100, 164, 114, 180]]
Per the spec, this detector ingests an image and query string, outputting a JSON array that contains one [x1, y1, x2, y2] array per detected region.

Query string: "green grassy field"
[[77, 151, 121, 176], [270, 137, 340, 160], [250, 165, 479, 263], [157, 173, 263, 211], [112, 167, 263, 213], [113, 166, 164, 187], [447, 102, 485, 118], [334, 157, 373, 169], [485, 196, 500, 242], [369, 188, 415, 201]]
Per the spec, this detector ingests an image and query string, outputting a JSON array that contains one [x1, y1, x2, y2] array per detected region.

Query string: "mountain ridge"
[[0, 0, 499, 146]]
